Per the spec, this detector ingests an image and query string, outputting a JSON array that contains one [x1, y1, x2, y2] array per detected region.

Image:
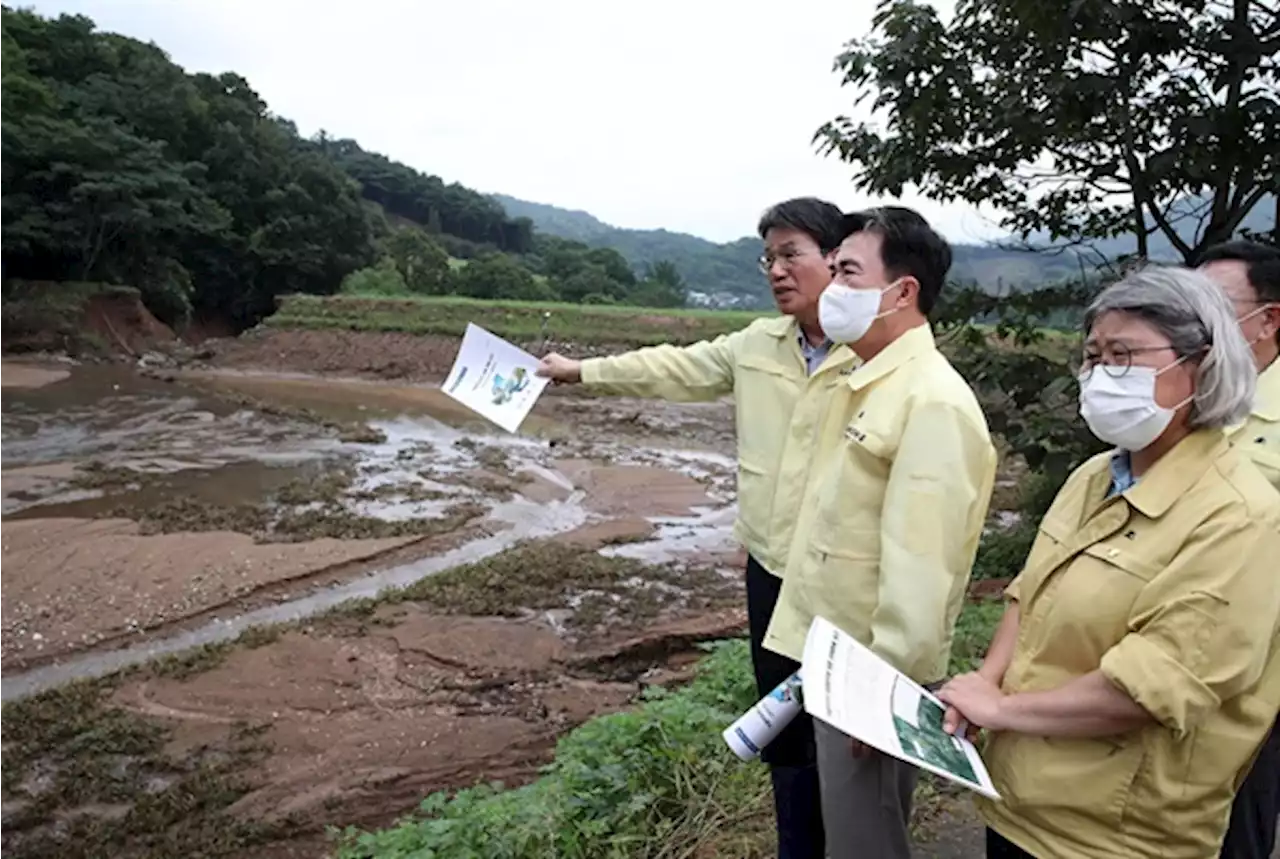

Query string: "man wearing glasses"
[[1197, 240, 1280, 859], [537, 197, 853, 859]]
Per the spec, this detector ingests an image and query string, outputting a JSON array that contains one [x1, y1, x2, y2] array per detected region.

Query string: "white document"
[[441, 323, 549, 433], [800, 616, 1000, 800]]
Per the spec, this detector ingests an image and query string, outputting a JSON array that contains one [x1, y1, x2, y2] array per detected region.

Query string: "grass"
[[0, 678, 294, 859], [332, 638, 772, 859], [321, 541, 736, 633], [267, 293, 764, 347], [264, 293, 1079, 366]]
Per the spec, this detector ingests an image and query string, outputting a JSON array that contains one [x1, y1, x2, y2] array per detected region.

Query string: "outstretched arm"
[[537, 331, 742, 402]]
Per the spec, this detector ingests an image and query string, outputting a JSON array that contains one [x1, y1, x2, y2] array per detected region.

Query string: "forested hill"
[[491, 194, 1090, 306], [0, 7, 685, 329], [492, 191, 1279, 307]]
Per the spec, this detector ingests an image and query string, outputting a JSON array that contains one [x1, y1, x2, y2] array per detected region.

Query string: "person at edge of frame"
[[535, 197, 853, 859], [761, 205, 998, 859], [1199, 240, 1280, 859]]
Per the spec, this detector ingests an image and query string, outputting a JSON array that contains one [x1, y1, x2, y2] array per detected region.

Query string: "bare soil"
[[1, 326, 1009, 859], [2, 540, 749, 859], [1, 362, 72, 389], [1, 517, 421, 669], [1, 347, 754, 858], [206, 329, 489, 383]]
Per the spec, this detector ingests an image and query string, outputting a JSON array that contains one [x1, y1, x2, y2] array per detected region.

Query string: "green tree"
[[453, 254, 551, 301], [340, 256, 408, 295], [557, 264, 623, 303], [584, 247, 636, 287], [816, 0, 1279, 261], [381, 227, 450, 294], [630, 259, 687, 308]]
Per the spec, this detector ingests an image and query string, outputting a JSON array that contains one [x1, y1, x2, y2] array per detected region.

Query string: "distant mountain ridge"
[[491, 194, 1082, 308], [493, 192, 1277, 308]]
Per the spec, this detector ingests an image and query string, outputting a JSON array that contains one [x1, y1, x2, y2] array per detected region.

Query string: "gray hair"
[[1084, 264, 1256, 429]]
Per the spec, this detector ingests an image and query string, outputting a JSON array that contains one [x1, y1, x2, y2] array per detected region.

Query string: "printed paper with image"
[[800, 616, 1000, 799], [441, 323, 549, 433]]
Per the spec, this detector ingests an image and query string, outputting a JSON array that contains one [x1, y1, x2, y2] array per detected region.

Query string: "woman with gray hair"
[[937, 265, 1280, 858]]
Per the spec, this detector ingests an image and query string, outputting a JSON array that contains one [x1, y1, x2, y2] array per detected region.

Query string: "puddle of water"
[[1, 364, 746, 701], [3, 460, 327, 521], [2, 367, 339, 476], [0, 493, 590, 702], [600, 504, 739, 565]]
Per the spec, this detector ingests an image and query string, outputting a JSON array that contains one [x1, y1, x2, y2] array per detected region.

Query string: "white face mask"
[[1078, 360, 1191, 451], [818, 280, 901, 344]]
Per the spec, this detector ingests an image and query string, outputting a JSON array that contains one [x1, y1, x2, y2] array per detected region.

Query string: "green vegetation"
[[0, 7, 692, 333], [334, 638, 768, 859], [1, 679, 292, 859], [818, 0, 1277, 261], [335, 597, 1005, 859], [268, 293, 763, 347], [494, 193, 1097, 306]]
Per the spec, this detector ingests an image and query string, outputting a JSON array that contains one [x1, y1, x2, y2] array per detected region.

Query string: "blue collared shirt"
[[1107, 450, 1138, 498], [798, 332, 833, 376]]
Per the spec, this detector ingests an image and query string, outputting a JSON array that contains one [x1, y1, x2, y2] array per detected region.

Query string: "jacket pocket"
[[736, 460, 772, 546], [803, 541, 878, 639], [991, 732, 1143, 827]]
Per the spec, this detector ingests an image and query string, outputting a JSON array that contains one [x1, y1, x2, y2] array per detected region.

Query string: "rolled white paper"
[[722, 671, 803, 761]]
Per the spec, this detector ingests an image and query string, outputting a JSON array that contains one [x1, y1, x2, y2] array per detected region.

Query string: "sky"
[[24, 0, 1006, 246]]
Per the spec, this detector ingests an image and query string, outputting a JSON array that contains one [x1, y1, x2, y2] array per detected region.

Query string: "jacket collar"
[[844, 324, 936, 392], [761, 315, 799, 338], [1111, 428, 1231, 520], [763, 314, 857, 373], [1255, 358, 1280, 422]]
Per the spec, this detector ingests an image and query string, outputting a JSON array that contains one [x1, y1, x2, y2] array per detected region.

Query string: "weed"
[[391, 542, 730, 628], [271, 500, 484, 541], [145, 624, 284, 680], [118, 496, 484, 543], [70, 462, 143, 490], [121, 497, 272, 537], [0, 678, 289, 859], [948, 599, 1005, 675]]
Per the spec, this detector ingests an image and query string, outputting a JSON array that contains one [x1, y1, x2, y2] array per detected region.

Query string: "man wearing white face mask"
[[763, 207, 997, 859], [1198, 239, 1280, 859]]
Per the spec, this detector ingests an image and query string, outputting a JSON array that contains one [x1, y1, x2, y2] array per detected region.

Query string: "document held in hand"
[[441, 323, 549, 433], [800, 616, 1000, 799]]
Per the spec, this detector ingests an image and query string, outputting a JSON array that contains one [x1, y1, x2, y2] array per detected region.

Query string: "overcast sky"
[[26, 0, 1005, 245]]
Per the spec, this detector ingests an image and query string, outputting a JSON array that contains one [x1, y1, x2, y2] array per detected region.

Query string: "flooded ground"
[[1, 357, 750, 857]]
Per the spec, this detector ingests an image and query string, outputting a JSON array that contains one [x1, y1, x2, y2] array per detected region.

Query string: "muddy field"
[[1, 330, 1022, 859], [0, 351, 756, 858]]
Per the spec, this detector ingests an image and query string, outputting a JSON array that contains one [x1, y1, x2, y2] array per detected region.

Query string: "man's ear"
[[1263, 303, 1280, 336], [896, 276, 921, 309]]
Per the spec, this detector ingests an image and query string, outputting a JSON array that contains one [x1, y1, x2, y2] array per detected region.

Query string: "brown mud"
[[0, 348, 753, 857], [1, 325, 1015, 858], [204, 327, 635, 384]]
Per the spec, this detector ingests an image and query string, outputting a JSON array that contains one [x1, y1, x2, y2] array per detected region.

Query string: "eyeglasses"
[[1073, 343, 1180, 379], [758, 249, 823, 275]]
